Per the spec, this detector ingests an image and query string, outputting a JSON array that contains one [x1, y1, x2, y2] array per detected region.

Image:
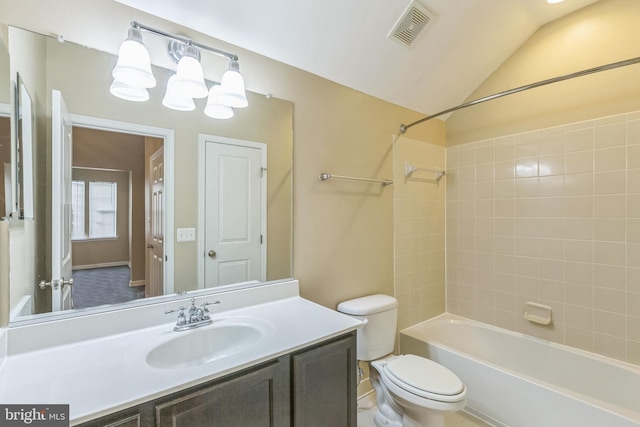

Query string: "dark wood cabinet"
[[291, 334, 357, 427], [77, 332, 356, 427], [155, 356, 289, 427], [78, 408, 149, 427]]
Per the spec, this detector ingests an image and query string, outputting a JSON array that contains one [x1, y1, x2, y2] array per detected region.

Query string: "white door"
[[147, 147, 164, 297], [204, 140, 265, 287], [51, 90, 73, 311]]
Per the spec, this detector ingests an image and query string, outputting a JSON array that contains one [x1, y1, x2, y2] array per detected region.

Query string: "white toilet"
[[337, 294, 466, 427]]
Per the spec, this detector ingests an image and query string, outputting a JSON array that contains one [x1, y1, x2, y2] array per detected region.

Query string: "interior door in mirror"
[[50, 90, 73, 311]]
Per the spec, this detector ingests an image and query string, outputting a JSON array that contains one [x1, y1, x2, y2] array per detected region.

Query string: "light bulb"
[[109, 79, 149, 102], [112, 27, 156, 89], [204, 84, 234, 119], [171, 45, 208, 99], [218, 60, 248, 108], [162, 75, 196, 111]]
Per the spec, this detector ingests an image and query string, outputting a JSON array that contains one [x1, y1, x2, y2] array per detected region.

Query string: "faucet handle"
[[165, 306, 187, 326], [164, 306, 186, 315], [200, 300, 220, 313], [200, 300, 220, 307]]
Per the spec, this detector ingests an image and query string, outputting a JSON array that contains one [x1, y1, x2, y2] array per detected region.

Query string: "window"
[[89, 181, 117, 239], [71, 180, 117, 240], [71, 180, 85, 240]]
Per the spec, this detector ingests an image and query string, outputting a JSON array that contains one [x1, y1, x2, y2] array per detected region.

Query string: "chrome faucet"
[[165, 298, 220, 332]]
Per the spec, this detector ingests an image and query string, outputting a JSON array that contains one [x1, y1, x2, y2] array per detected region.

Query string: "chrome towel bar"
[[319, 173, 393, 186]]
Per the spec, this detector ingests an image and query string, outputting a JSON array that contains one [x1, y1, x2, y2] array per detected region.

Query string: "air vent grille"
[[388, 1, 434, 48]]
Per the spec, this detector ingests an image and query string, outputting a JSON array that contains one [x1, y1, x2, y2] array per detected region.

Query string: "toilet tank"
[[337, 294, 398, 361]]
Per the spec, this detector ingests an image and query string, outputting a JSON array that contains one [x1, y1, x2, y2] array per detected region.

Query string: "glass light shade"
[[171, 47, 208, 99], [112, 28, 156, 89], [109, 79, 149, 102], [162, 75, 196, 111], [204, 85, 234, 119], [218, 60, 248, 108]]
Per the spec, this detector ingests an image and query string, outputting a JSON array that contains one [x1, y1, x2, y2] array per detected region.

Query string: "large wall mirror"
[[6, 25, 293, 324]]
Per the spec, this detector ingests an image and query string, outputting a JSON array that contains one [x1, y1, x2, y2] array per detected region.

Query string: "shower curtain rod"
[[399, 56, 640, 134]]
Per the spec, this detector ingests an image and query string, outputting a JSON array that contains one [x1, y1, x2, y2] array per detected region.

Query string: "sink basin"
[[146, 319, 270, 369]]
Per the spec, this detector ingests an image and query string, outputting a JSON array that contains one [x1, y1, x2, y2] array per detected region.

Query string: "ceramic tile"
[[444, 111, 640, 365]]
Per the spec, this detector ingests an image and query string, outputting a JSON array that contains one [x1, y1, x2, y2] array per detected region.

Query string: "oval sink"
[[146, 321, 268, 369]]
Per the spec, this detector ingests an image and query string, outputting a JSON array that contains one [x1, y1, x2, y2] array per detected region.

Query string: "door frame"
[[197, 134, 267, 289], [69, 114, 175, 294]]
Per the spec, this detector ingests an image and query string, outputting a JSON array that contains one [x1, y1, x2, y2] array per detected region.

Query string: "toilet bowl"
[[370, 355, 466, 427], [337, 294, 466, 427]]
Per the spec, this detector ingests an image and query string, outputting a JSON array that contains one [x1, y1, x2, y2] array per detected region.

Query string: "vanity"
[[0, 280, 361, 426]]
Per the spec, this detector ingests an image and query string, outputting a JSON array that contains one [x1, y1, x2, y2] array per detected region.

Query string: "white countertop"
[[0, 280, 361, 424]]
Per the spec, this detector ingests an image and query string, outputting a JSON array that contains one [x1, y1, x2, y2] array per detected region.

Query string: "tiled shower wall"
[[393, 137, 446, 330], [446, 111, 640, 365]]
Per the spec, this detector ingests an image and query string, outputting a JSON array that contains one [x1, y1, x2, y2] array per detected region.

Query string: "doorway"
[[198, 135, 267, 288], [69, 124, 167, 308]]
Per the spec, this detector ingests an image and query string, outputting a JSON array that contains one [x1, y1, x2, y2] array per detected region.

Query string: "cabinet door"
[[155, 357, 290, 427], [77, 409, 150, 427], [291, 332, 357, 427]]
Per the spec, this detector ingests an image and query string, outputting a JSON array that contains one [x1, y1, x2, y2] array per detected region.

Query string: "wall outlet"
[[177, 227, 196, 242]]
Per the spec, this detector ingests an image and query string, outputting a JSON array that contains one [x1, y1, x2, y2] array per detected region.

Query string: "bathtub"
[[399, 313, 640, 427]]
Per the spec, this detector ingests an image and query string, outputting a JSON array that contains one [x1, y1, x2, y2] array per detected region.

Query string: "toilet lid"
[[385, 355, 464, 397]]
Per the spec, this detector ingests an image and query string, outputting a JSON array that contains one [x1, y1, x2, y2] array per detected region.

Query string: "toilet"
[[337, 294, 466, 427]]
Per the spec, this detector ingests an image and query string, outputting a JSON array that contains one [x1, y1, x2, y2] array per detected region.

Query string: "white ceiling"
[[114, 0, 599, 117]]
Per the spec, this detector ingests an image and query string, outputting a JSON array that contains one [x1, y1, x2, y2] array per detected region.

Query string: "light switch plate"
[[177, 227, 196, 242]]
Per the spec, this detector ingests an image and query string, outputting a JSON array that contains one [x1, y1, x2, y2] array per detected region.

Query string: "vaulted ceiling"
[[115, 0, 599, 117]]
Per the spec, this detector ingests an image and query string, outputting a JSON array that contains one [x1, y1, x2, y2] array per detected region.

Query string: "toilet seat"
[[383, 355, 465, 403]]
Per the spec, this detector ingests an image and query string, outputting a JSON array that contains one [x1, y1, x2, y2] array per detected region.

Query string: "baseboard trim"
[[72, 262, 130, 271], [129, 280, 145, 288], [357, 378, 373, 402]]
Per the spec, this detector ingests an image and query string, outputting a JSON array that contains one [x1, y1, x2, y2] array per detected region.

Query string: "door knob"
[[38, 277, 73, 290], [208, 250, 217, 258]]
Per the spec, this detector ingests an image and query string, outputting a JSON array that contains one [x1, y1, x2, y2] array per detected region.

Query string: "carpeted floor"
[[72, 266, 145, 309]]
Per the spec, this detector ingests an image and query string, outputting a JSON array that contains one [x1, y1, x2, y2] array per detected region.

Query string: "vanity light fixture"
[[110, 21, 248, 118]]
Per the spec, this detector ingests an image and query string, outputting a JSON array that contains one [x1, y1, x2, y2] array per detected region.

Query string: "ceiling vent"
[[388, 1, 434, 48]]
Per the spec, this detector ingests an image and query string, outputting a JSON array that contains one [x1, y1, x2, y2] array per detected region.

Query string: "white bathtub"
[[399, 313, 640, 427]]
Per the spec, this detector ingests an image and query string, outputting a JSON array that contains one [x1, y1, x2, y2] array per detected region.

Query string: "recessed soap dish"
[[523, 302, 552, 325]]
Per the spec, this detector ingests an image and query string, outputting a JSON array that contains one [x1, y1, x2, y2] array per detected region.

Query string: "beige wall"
[[0, 36, 8, 104], [446, 0, 640, 146], [0, 118, 9, 214], [0, 221, 7, 324]]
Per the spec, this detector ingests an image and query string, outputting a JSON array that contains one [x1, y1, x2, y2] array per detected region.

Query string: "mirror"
[[0, 37, 10, 219], [7, 26, 293, 323]]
